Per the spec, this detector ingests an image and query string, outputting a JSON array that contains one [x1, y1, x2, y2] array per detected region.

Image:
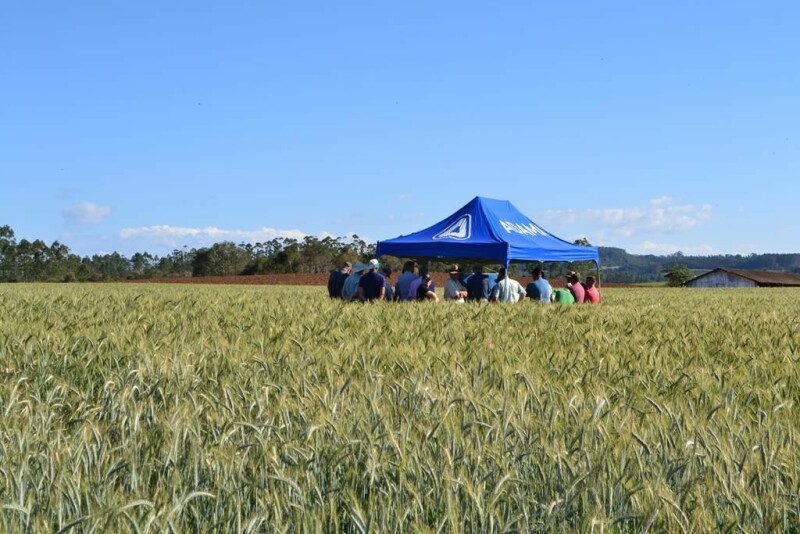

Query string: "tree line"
[[2, 224, 799, 283], [0, 225, 374, 282]]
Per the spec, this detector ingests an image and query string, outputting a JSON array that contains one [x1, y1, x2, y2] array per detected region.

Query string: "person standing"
[[443, 264, 468, 303], [358, 259, 386, 301], [466, 264, 491, 303], [327, 261, 351, 298], [394, 261, 418, 302], [525, 267, 552, 303], [490, 268, 526, 303]]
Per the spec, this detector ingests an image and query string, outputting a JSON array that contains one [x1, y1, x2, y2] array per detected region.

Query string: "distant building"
[[685, 268, 800, 288]]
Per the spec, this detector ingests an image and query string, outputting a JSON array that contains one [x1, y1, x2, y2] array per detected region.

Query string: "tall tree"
[[665, 263, 693, 287], [192, 242, 250, 277], [0, 225, 17, 281], [89, 252, 132, 281], [570, 238, 597, 281]]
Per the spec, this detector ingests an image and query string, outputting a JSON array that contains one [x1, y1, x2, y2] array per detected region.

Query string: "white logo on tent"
[[499, 219, 548, 237], [433, 214, 472, 240]]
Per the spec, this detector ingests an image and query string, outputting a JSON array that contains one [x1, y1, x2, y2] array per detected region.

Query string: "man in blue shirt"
[[341, 262, 367, 300], [525, 267, 552, 303], [394, 260, 417, 302]]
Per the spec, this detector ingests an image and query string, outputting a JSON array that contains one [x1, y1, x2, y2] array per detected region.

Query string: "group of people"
[[327, 259, 392, 302], [328, 259, 440, 303], [327, 260, 601, 304], [529, 268, 601, 304]]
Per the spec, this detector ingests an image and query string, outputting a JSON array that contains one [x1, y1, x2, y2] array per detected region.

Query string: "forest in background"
[[2, 224, 799, 283]]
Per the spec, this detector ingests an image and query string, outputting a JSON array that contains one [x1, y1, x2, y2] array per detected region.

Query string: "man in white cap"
[[443, 264, 468, 303], [358, 259, 386, 301]]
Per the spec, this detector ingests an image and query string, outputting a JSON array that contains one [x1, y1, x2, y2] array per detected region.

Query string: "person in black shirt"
[[415, 273, 439, 302], [466, 264, 490, 302], [327, 261, 351, 298]]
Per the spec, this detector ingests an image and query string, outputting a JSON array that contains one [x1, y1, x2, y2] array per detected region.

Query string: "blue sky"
[[2, 1, 798, 257]]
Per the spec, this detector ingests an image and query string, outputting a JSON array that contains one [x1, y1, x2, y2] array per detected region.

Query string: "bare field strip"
[[1, 284, 798, 531]]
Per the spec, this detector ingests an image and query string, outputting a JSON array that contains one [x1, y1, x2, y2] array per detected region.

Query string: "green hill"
[[599, 247, 800, 283]]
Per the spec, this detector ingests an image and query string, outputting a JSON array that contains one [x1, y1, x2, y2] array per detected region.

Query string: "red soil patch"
[[129, 273, 331, 286]]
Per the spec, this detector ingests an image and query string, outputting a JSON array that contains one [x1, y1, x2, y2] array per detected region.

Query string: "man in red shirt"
[[584, 276, 601, 304], [566, 271, 585, 303]]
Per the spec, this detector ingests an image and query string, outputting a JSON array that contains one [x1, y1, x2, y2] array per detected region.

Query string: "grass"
[[0, 284, 798, 531]]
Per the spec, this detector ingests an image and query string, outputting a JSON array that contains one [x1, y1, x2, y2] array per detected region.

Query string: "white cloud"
[[117, 225, 373, 254], [63, 202, 111, 227], [541, 198, 712, 240], [120, 225, 307, 243], [540, 208, 578, 225], [637, 241, 718, 256], [649, 196, 673, 207]]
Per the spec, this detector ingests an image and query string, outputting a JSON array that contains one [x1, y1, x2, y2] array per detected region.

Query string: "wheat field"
[[0, 284, 798, 532]]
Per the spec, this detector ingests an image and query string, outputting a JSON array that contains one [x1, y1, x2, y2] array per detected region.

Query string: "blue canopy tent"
[[376, 196, 600, 270]]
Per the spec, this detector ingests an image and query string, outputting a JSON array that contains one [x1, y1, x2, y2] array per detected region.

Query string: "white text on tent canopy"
[[499, 220, 548, 237]]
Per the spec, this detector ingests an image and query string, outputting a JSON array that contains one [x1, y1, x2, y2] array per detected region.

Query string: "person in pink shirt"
[[566, 271, 585, 303], [584, 276, 601, 304]]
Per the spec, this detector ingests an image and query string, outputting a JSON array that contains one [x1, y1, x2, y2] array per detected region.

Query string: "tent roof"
[[376, 196, 599, 267]]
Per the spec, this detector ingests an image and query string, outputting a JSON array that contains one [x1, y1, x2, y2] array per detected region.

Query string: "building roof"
[[687, 268, 800, 287]]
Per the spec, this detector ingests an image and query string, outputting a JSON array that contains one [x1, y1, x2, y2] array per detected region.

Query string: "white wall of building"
[[686, 271, 757, 288]]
